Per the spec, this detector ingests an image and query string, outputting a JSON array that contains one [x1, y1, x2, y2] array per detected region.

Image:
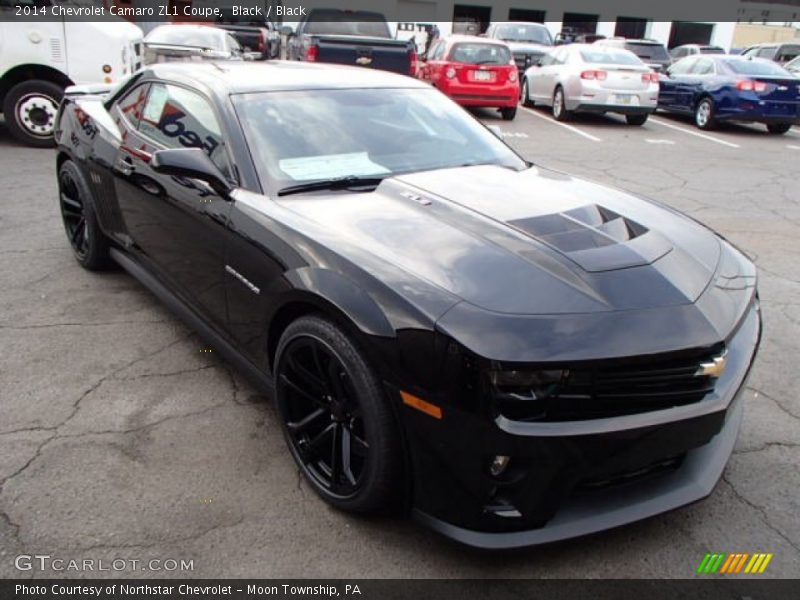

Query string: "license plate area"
[[472, 70, 495, 82]]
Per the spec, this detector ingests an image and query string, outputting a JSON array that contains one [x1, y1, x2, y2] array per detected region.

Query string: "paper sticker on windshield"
[[278, 153, 390, 181]]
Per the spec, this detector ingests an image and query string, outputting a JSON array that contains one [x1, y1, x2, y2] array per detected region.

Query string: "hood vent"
[[508, 204, 671, 272]]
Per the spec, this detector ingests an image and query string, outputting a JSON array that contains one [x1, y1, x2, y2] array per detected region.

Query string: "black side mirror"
[[151, 148, 232, 197]]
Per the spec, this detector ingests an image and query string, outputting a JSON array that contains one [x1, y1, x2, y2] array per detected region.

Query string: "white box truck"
[[0, 1, 143, 146]]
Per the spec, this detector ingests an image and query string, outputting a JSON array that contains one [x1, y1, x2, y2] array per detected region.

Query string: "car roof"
[[491, 21, 548, 28], [144, 61, 428, 94]]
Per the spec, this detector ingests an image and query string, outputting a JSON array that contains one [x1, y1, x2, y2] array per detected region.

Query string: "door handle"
[[117, 156, 134, 176]]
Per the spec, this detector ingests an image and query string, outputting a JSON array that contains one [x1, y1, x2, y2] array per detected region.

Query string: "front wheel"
[[694, 98, 716, 130], [552, 87, 571, 121], [766, 123, 792, 135], [500, 106, 517, 121], [274, 315, 403, 513], [521, 79, 534, 107], [626, 114, 649, 126], [3, 80, 64, 147]]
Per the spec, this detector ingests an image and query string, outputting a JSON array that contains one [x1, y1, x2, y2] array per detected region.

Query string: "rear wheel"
[[3, 80, 64, 147], [274, 315, 403, 513], [694, 98, 716, 130], [766, 123, 791, 135], [500, 106, 517, 121], [58, 160, 112, 271], [626, 114, 649, 126], [552, 86, 571, 121], [520, 79, 534, 107]]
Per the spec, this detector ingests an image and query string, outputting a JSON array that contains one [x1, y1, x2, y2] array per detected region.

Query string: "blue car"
[[658, 55, 800, 134]]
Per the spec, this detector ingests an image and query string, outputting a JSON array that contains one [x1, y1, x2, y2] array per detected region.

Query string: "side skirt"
[[110, 248, 275, 396]]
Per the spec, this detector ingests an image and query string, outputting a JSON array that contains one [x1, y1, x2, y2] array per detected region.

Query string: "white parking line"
[[788, 145, 800, 151], [645, 139, 676, 145], [649, 117, 740, 149], [521, 107, 602, 142]]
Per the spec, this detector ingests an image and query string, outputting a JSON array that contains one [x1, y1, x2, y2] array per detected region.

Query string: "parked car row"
[[518, 46, 800, 134]]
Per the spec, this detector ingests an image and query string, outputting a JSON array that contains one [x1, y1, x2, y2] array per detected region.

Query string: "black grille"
[[494, 351, 721, 422], [573, 454, 685, 495]]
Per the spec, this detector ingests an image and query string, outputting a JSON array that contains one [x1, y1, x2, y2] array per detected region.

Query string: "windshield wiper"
[[277, 176, 385, 197]]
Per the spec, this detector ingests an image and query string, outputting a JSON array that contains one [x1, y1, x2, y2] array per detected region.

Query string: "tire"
[[274, 315, 403, 514], [500, 106, 517, 121], [552, 86, 571, 121], [626, 114, 649, 126], [521, 79, 534, 107], [766, 123, 791, 135], [694, 97, 716, 130], [3, 80, 64, 147], [58, 160, 112, 271]]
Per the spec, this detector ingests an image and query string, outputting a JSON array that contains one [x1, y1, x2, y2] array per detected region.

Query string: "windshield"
[[624, 42, 670, 61], [305, 11, 391, 38], [146, 26, 224, 51], [233, 88, 526, 191], [494, 24, 552, 45], [449, 43, 512, 65], [724, 58, 793, 77], [579, 49, 643, 66]]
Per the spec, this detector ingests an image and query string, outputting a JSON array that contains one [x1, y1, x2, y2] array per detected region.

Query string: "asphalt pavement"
[[0, 108, 798, 578]]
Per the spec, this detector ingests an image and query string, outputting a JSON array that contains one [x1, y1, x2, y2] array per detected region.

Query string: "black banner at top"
[[1, 0, 798, 22]]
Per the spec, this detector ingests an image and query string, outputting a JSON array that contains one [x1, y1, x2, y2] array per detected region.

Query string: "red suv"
[[419, 36, 519, 120]]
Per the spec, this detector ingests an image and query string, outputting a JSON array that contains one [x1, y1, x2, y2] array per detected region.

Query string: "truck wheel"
[[3, 80, 64, 148]]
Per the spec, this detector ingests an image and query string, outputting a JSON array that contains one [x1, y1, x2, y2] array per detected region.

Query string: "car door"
[[113, 81, 235, 330], [682, 57, 716, 108], [529, 49, 556, 101], [660, 57, 697, 111], [427, 41, 449, 88], [539, 47, 567, 102]]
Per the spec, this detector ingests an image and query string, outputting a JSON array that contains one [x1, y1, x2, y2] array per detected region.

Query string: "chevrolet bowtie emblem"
[[356, 56, 373, 66], [696, 352, 727, 378]]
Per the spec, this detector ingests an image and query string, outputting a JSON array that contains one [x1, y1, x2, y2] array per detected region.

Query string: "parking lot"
[[1, 104, 798, 578]]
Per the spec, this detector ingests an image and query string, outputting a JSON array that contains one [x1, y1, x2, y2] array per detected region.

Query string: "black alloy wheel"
[[275, 316, 402, 512], [58, 161, 111, 270]]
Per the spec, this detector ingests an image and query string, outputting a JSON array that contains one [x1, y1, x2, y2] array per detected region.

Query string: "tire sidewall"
[[695, 98, 715, 130], [58, 160, 110, 270], [274, 315, 402, 513]]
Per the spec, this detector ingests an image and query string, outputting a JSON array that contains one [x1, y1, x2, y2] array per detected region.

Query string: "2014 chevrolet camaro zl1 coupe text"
[[54, 62, 760, 549]]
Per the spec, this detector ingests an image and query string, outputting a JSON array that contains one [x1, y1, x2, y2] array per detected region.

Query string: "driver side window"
[[138, 83, 234, 181]]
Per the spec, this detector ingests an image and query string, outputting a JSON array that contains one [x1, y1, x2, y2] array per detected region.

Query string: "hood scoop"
[[508, 204, 673, 272]]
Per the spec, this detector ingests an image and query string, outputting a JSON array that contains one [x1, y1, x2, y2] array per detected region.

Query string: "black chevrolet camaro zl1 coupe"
[[54, 61, 760, 549]]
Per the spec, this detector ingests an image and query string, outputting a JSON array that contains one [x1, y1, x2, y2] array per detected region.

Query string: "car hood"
[[278, 165, 722, 317]]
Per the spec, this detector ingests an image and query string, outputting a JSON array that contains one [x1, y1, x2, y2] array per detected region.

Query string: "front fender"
[[284, 267, 395, 338]]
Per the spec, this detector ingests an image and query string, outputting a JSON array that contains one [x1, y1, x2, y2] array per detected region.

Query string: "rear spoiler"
[[64, 83, 116, 98]]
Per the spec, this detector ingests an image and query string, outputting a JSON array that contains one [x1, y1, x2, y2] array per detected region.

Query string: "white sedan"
[[521, 44, 659, 125]]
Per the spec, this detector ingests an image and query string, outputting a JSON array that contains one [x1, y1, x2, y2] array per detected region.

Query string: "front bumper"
[[405, 302, 760, 549]]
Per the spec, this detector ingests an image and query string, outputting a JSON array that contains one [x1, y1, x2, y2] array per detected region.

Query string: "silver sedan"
[[521, 44, 659, 125]]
